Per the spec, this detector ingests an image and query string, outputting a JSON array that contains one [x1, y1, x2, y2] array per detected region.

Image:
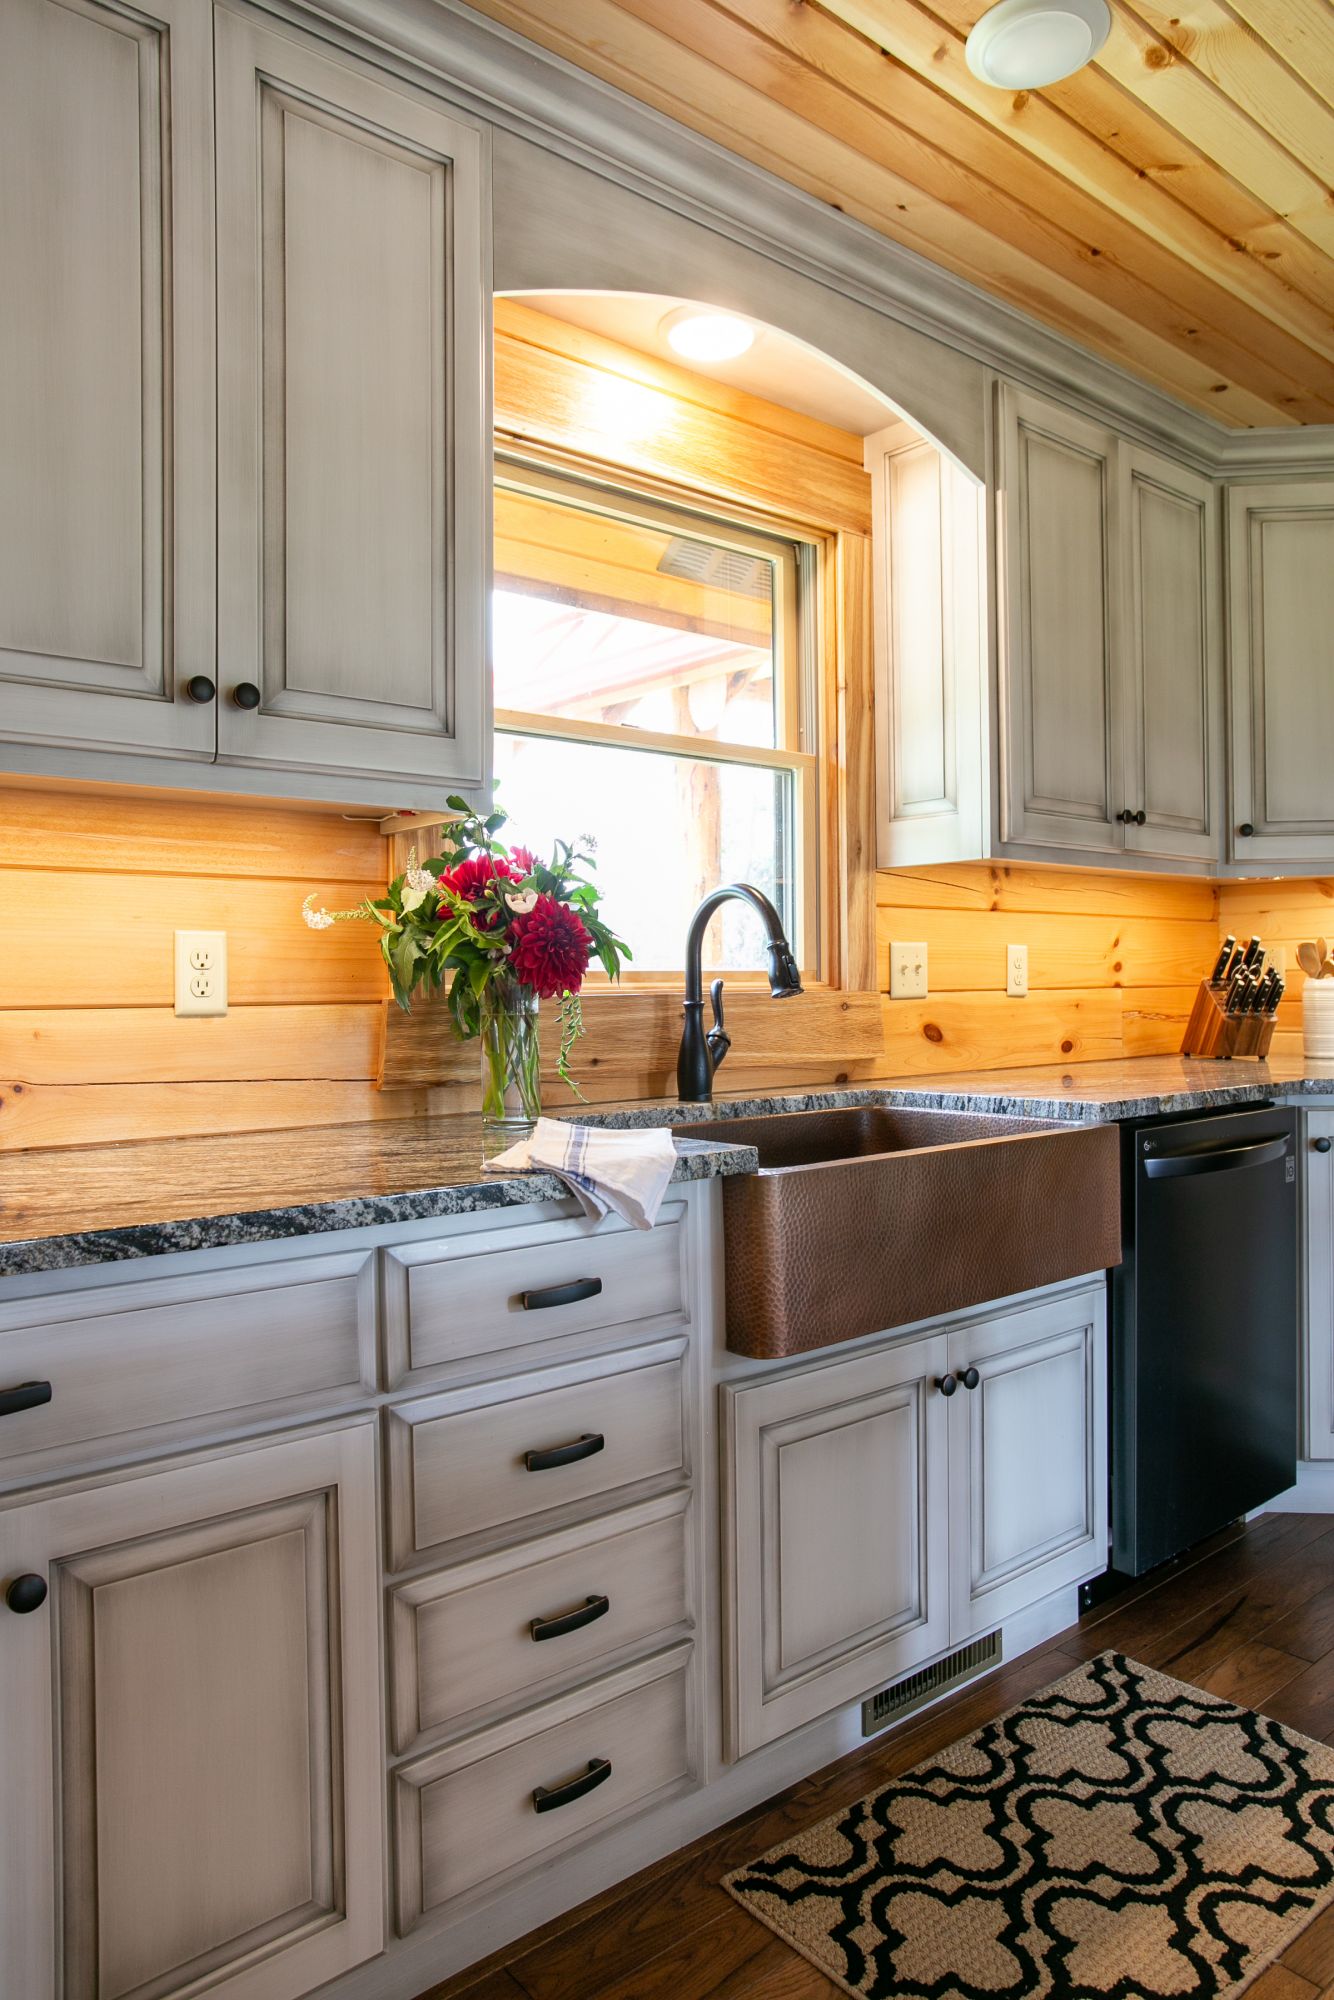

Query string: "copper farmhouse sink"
[[687, 1105, 1121, 1358]]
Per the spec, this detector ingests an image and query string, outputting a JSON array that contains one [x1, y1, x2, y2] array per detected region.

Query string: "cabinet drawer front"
[[383, 1203, 687, 1384], [390, 1493, 691, 1749], [386, 1341, 688, 1566], [0, 1253, 375, 1478], [393, 1647, 693, 1926]]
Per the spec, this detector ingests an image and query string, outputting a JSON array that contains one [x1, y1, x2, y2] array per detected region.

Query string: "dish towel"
[[484, 1118, 678, 1231]]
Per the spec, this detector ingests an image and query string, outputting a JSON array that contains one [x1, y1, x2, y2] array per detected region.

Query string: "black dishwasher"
[[1111, 1103, 1298, 1577]]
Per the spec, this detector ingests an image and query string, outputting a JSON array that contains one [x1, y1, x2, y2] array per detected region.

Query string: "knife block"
[[1179, 979, 1277, 1060]]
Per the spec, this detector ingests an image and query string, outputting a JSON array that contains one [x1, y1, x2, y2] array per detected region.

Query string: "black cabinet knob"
[[937, 1373, 959, 1397], [184, 675, 216, 704], [1134, 809, 1147, 825], [231, 682, 262, 711], [1115, 809, 1132, 824], [6, 1573, 47, 1615], [1239, 822, 1255, 838], [1315, 1138, 1332, 1154], [961, 1366, 981, 1390]]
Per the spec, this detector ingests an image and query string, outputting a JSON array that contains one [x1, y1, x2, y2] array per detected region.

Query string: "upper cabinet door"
[[997, 386, 1124, 856], [1229, 481, 1334, 864], [1122, 446, 1222, 865], [215, 3, 490, 796], [866, 423, 987, 868], [0, 0, 215, 760]]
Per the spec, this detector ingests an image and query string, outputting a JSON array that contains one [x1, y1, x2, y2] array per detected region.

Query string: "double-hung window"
[[492, 458, 820, 976]]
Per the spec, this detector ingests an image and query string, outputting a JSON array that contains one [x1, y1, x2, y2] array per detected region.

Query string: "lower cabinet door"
[[0, 1420, 384, 2000], [721, 1332, 950, 1759], [946, 1287, 1107, 1642]]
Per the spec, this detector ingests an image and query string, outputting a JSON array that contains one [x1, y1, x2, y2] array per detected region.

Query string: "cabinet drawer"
[[385, 1339, 688, 1567], [0, 1252, 376, 1480], [393, 1644, 693, 1927], [389, 1491, 691, 1749], [382, 1203, 688, 1385]]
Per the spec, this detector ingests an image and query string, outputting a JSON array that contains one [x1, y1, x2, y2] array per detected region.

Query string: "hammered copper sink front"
[[686, 1106, 1122, 1358]]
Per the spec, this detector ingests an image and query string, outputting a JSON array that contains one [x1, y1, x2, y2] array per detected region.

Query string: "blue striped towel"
[[484, 1118, 678, 1230]]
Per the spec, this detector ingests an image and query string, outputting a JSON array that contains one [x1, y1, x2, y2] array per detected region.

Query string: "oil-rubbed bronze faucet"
[[676, 884, 803, 1103]]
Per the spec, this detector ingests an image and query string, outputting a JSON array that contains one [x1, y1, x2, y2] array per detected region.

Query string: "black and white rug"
[[726, 1652, 1334, 1999]]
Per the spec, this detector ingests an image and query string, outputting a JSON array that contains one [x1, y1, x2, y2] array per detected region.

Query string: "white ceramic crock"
[[1304, 980, 1334, 1059]]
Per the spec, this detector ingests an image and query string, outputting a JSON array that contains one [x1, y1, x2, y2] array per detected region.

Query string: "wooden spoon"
[[1299, 942, 1323, 978]]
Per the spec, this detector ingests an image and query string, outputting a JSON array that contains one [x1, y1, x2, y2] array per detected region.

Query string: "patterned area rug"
[[726, 1652, 1334, 2000]]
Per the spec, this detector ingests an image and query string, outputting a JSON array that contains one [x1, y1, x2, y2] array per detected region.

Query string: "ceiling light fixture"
[[661, 309, 756, 363], [965, 0, 1111, 89]]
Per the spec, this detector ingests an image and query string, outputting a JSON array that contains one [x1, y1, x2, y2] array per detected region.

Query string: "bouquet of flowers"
[[303, 797, 629, 1122]]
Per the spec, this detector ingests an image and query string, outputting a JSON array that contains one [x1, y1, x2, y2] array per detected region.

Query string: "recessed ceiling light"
[[965, 0, 1111, 89], [661, 309, 756, 363]]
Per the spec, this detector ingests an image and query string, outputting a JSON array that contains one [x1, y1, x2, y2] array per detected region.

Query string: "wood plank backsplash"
[[1218, 878, 1334, 1053], [4, 781, 1311, 1151], [0, 784, 434, 1151], [873, 863, 1220, 1077]]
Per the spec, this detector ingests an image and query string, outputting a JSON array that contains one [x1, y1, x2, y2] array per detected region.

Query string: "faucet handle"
[[706, 977, 731, 1069]]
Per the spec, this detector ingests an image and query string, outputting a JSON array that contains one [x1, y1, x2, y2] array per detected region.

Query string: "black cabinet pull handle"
[[521, 1277, 603, 1312], [184, 675, 216, 704], [5, 1574, 47, 1615], [1239, 822, 1255, 838], [936, 1373, 959, 1397], [1316, 1138, 1332, 1154], [0, 1381, 51, 1418], [530, 1594, 611, 1643], [524, 1432, 605, 1473], [231, 681, 262, 710], [961, 1366, 980, 1390], [532, 1757, 612, 1814]]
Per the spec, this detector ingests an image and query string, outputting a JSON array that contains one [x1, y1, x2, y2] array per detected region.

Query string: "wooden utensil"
[[1299, 942, 1324, 978]]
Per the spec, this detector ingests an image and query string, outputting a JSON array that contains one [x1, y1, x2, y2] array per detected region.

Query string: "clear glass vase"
[[479, 977, 542, 1128]]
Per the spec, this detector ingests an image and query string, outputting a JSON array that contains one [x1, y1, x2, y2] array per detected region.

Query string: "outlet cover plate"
[[1007, 943, 1029, 998], [175, 930, 228, 1017], [889, 941, 928, 1000]]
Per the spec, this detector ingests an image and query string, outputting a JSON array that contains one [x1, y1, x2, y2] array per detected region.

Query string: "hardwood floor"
[[416, 1513, 1334, 2000]]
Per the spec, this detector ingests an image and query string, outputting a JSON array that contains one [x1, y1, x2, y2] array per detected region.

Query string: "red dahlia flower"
[[509, 895, 593, 999], [435, 854, 519, 902], [509, 845, 537, 874]]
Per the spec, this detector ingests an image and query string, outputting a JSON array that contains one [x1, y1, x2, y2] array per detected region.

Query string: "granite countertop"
[[6, 1052, 1333, 1278], [0, 1119, 758, 1277]]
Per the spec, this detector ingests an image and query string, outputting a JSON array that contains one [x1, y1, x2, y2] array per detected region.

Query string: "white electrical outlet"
[[890, 941, 928, 999], [175, 930, 228, 1017], [1007, 943, 1029, 998]]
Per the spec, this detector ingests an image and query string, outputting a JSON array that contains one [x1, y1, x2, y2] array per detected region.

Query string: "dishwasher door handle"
[[1143, 1134, 1291, 1179]]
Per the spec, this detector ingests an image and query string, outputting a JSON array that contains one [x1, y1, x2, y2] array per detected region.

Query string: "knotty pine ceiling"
[[471, 0, 1334, 428]]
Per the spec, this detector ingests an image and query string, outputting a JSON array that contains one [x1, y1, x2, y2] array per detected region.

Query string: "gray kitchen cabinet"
[[874, 388, 1222, 871], [0, 0, 216, 763], [215, 2, 490, 796], [945, 1286, 1107, 1641], [1304, 1110, 1334, 1461], [0, 1419, 384, 2000], [997, 386, 1127, 859], [721, 1331, 951, 1759], [1228, 481, 1334, 865], [1122, 445, 1222, 865]]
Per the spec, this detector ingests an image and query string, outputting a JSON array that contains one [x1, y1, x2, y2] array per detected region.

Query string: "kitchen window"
[[493, 459, 820, 976]]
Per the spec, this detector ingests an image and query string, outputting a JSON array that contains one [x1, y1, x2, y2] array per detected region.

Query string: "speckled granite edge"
[[0, 1138, 756, 1279], [586, 1075, 1334, 1128]]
